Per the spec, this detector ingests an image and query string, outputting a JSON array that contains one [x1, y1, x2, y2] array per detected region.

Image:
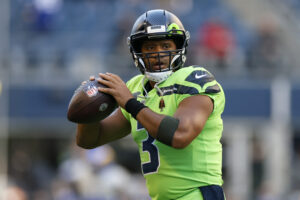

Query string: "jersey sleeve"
[[120, 107, 130, 121], [175, 66, 225, 115]]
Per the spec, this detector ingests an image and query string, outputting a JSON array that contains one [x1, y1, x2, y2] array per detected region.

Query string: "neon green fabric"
[[121, 66, 225, 200]]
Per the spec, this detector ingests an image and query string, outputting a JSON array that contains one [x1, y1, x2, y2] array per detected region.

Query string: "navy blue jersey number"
[[137, 122, 160, 174]]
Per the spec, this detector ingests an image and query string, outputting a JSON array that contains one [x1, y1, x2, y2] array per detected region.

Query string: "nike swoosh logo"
[[195, 74, 207, 79]]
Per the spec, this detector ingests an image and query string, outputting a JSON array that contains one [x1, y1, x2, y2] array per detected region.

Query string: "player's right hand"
[[97, 72, 134, 108]]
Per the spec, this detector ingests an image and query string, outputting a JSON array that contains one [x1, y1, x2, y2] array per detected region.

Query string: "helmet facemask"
[[130, 30, 189, 82], [133, 47, 186, 82]]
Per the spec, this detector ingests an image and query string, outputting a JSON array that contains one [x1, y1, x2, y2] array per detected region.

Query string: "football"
[[67, 79, 117, 123]]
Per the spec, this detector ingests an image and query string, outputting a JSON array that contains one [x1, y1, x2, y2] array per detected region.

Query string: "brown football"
[[67, 79, 117, 123]]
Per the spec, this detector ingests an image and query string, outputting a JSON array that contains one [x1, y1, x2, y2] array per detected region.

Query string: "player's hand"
[[80, 76, 95, 86], [89, 76, 95, 81], [97, 73, 134, 108]]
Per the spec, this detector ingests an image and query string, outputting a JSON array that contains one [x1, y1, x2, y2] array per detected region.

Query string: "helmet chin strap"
[[137, 52, 183, 83], [145, 70, 173, 82]]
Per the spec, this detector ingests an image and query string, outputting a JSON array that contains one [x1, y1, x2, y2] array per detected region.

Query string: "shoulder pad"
[[185, 69, 215, 87], [205, 84, 221, 94]]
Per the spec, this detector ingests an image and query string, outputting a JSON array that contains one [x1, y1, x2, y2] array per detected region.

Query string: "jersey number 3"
[[137, 122, 160, 174]]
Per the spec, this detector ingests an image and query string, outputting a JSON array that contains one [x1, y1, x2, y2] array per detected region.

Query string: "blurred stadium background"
[[0, 0, 300, 199]]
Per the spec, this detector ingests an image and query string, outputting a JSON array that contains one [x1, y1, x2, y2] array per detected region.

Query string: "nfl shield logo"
[[86, 86, 98, 97]]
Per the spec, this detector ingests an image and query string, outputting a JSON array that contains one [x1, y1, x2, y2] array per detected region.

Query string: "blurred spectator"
[[32, 189, 52, 200], [192, 19, 242, 78], [246, 16, 285, 79], [58, 143, 141, 199], [9, 148, 34, 192], [8, 139, 61, 198], [32, 0, 62, 33], [4, 185, 28, 200], [51, 179, 78, 200], [195, 19, 235, 69]]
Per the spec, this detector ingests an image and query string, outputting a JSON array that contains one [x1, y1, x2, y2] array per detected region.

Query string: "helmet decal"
[[167, 23, 182, 35], [147, 25, 166, 34]]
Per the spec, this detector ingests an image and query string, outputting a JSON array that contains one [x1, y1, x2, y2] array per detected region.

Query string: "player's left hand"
[[97, 72, 133, 108]]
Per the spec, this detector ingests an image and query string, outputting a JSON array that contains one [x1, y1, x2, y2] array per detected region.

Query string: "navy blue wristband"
[[125, 98, 147, 119]]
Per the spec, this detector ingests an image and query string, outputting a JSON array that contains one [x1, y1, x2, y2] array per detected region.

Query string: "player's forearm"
[[76, 122, 101, 149], [125, 98, 186, 148], [136, 108, 165, 138], [136, 109, 191, 148], [124, 98, 164, 137]]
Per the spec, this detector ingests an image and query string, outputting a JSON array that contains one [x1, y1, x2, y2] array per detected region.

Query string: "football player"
[[76, 9, 226, 200]]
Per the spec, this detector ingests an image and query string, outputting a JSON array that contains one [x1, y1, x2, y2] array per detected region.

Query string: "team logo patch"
[[167, 23, 183, 35]]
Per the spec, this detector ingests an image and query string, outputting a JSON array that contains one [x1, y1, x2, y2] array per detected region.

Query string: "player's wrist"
[[125, 98, 147, 119]]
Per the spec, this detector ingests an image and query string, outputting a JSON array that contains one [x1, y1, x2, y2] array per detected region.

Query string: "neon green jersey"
[[121, 66, 225, 200]]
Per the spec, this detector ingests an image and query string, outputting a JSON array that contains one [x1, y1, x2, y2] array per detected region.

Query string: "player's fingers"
[[105, 72, 121, 81], [98, 87, 114, 95], [108, 73, 125, 84], [81, 80, 87, 85], [99, 73, 111, 80], [97, 78, 114, 88], [89, 76, 95, 81], [99, 73, 119, 84]]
